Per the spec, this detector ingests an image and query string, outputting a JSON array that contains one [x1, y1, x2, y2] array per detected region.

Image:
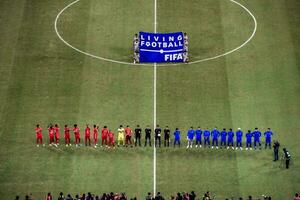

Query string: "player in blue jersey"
[[186, 126, 194, 148], [174, 128, 181, 148], [246, 130, 253, 150], [252, 127, 262, 150], [195, 127, 202, 148], [264, 128, 273, 149], [227, 128, 234, 149], [203, 128, 210, 148], [220, 128, 227, 149], [235, 128, 243, 150], [211, 127, 220, 149]]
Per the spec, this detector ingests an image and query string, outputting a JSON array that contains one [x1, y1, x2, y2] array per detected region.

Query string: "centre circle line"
[[54, 0, 257, 66]]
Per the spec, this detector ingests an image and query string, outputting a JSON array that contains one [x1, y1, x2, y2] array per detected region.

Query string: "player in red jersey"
[[85, 124, 91, 146], [73, 124, 80, 147], [125, 125, 133, 147], [108, 130, 115, 148], [54, 124, 60, 146], [35, 124, 43, 147], [93, 124, 99, 147], [48, 125, 55, 146], [64, 124, 71, 146], [101, 125, 109, 147]]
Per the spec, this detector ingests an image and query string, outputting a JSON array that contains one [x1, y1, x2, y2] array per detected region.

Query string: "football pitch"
[[0, 0, 300, 199]]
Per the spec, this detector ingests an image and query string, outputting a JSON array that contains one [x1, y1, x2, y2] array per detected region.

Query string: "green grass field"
[[0, 0, 300, 199]]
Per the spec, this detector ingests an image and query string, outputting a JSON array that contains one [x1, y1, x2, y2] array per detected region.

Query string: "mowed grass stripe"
[[67, 0, 154, 127], [0, 0, 92, 199], [221, 0, 300, 198], [0, 0, 27, 138], [0, 0, 299, 199], [285, 0, 300, 76], [285, 0, 300, 75], [155, 0, 241, 198], [62, 149, 153, 198], [0, 0, 27, 66], [156, 0, 234, 128], [59, 0, 154, 198]]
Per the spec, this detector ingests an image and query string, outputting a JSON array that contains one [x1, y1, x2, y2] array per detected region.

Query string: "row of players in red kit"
[[35, 124, 120, 148]]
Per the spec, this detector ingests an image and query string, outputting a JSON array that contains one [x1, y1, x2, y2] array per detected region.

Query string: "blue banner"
[[139, 32, 184, 63]]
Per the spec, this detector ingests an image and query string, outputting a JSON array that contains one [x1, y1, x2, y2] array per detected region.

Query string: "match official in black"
[[283, 148, 291, 169], [135, 125, 142, 147], [145, 125, 152, 147], [155, 125, 162, 147], [273, 140, 280, 161], [164, 126, 170, 147]]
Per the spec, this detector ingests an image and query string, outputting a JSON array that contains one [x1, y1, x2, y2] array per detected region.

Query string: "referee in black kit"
[[164, 126, 170, 147], [135, 125, 142, 147], [145, 125, 152, 147], [155, 125, 162, 147]]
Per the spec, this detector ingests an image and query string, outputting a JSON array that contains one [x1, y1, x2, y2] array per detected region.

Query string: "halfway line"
[[153, 0, 157, 196]]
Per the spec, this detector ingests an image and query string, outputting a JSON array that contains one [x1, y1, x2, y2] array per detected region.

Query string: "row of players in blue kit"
[[178, 127, 273, 150]]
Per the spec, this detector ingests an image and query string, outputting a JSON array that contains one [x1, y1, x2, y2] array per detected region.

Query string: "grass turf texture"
[[0, 0, 300, 199]]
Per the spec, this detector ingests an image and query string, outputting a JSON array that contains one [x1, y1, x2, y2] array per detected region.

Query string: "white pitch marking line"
[[188, 0, 257, 65], [54, 0, 152, 66], [54, 0, 257, 67], [153, 0, 157, 195]]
